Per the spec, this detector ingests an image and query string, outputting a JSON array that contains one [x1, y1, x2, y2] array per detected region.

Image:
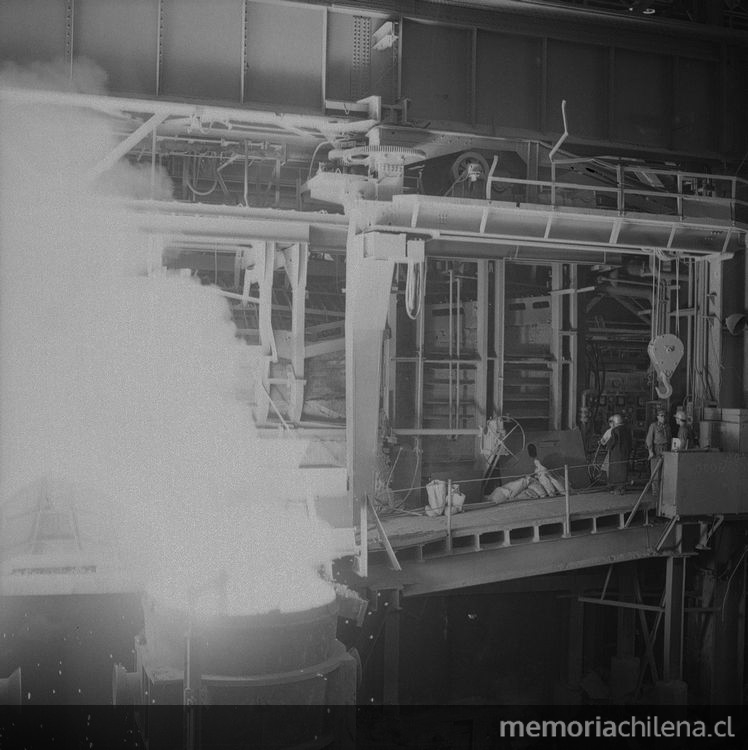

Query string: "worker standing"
[[645, 406, 671, 496], [599, 416, 614, 479], [607, 414, 631, 495], [674, 408, 693, 451]]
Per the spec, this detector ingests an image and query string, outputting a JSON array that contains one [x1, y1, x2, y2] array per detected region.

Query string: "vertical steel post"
[[357, 490, 368, 578], [155, 0, 164, 96], [567, 594, 584, 696], [663, 555, 686, 682], [475, 261, 489, 458], [456, 275, 462, 429], [563, 465, 570, 538], [240, 0, 248, 104], [65, 0, 75, 81], [320, 7, 328, 112], [396, 16, 404, 103], [448, 268, 454, 431], [617, 163, 625, 214], [416, 262, 425, 437], [150, 126, 158, 199], [383, 589, 400, 705], [446, 478, 453, 552], [470, 27, 478, 126], [494, 259, 505, 415], [606, 47, 615, 142], [550, 264, 562, 430]]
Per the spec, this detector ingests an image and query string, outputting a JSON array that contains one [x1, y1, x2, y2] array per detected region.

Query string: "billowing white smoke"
[[0, 61, 335, 615]]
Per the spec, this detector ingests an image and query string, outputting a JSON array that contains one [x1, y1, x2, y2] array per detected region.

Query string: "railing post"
[[446, 478, 453, 553], [677, 172, 683, 218], [551, 161, 556, 208], [624, 456, 662, 529], [563, 464, 570, 538]]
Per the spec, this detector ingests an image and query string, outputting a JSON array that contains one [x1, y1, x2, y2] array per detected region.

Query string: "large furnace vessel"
[[114, 594, 358, 748]]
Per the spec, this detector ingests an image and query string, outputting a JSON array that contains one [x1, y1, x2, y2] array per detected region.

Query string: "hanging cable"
[[307, 140, 333, 181], [405, 258, 425, 320], [185, 153, 219, 197]]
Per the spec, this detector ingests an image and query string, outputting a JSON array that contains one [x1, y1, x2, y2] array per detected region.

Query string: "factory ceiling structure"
[[1, 0, 748, 726]]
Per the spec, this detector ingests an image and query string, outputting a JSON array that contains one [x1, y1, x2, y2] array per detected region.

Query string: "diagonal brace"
[[89, 112, 169, 179]]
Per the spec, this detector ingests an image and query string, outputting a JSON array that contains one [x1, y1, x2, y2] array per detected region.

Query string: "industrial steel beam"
[[0, 87, 379, 140], [372, 525, 664, 597], [89, 113, 169, 179]]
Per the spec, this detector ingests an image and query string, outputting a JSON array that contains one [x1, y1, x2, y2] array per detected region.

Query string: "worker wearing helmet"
[[645, 406, 671, 497], [673, 408, 693, 451], [607, 413, 632, 495]]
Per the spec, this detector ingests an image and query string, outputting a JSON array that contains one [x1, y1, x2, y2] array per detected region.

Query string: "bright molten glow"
[[0, 61, 335, 615]]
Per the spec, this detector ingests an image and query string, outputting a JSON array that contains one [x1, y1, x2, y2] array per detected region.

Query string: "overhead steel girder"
[[351, 194, 744, 261], [126, 200, 349, 249], [0, 87, 380, 145]]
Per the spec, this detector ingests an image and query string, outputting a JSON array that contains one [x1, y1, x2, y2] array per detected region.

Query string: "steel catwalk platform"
[[364, 489, 669, 596]]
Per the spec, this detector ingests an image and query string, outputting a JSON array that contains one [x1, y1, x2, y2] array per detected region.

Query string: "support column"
[[706, 257, 724, 404], [662, 555, 687, 689], [616, 563, 636, 658], [383, 589, 401, 705], [493, 259, 505, 416], [557, 594, 584, 704], [549, 264, 562, 430], [346, 229, 421, 572], [475, 260, 489, 458], [612, 563, 639, 701], [284, 243, 308, 422], [345, 233, 396, 505], [701, 524, 747, 704]]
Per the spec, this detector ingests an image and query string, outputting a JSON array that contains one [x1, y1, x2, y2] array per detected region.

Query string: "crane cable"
[[405, 259, 425, 320]]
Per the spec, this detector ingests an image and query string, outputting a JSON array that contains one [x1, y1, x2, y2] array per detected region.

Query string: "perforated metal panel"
[[326, 11, 394, 103], [351, 16, 372, 100]]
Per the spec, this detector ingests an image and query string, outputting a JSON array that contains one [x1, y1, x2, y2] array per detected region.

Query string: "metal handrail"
[[486, 166, 747, 222]]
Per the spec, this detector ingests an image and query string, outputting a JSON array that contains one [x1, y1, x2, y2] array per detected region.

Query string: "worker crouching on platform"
[[645, 406, 671, 497], [607, 413, 631, 495]]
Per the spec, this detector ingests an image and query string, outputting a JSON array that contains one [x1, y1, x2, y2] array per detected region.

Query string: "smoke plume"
[[0, 60, 335, 615]]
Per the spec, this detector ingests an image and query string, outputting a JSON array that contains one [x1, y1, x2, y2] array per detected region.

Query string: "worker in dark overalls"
[[645, 406, 671, 497], [674, 408, 693, 451], [607, 414, 632, 494]]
